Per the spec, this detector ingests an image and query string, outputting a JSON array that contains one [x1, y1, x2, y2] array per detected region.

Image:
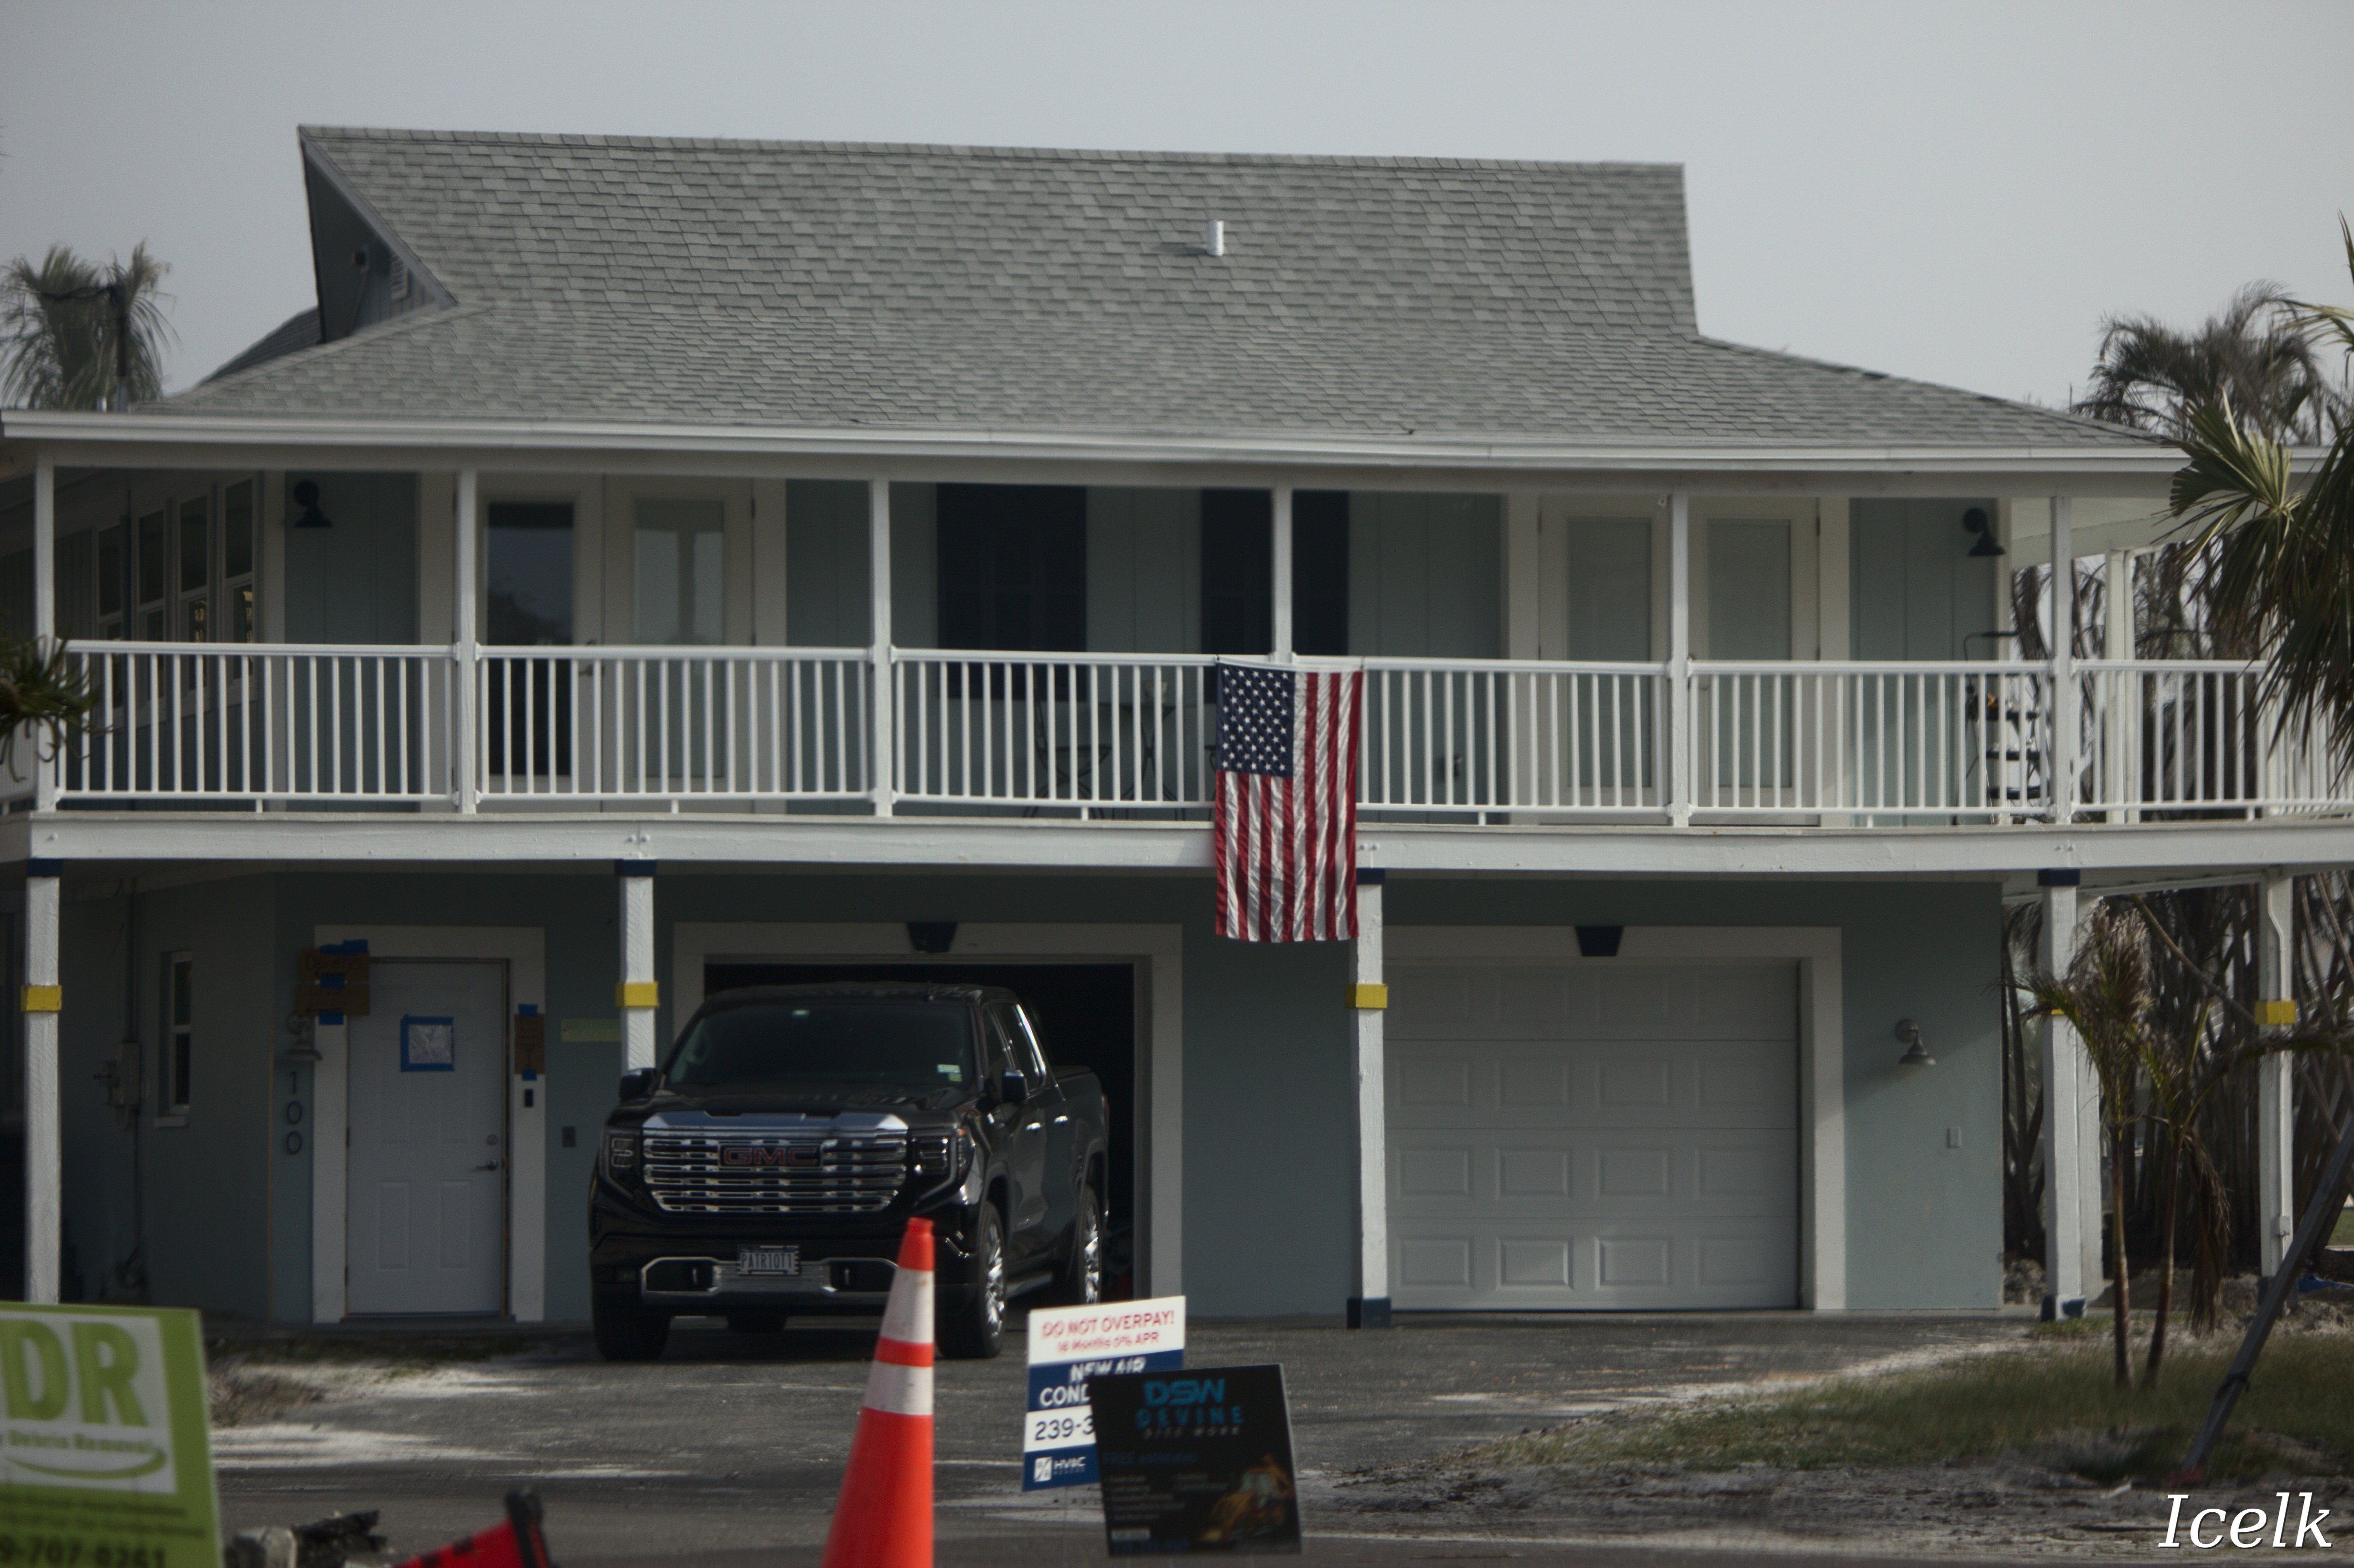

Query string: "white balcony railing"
[[475, 646, 872, 803], [24, 643, 2354, 828], [57, 642, 459, 804], [1360, 660, 1665, 817]]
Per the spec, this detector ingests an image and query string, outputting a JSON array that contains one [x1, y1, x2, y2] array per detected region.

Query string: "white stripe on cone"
[[864, 1258, 934, 1418]]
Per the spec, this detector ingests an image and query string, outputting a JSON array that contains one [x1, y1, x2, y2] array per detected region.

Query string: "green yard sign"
[[0, 1303, 218, 1568]]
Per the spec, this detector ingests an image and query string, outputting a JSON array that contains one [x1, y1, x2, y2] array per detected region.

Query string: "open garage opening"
[[702, 960, 1140, 1299]]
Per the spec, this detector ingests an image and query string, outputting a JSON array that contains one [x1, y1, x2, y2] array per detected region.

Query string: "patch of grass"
[[1478, 1335, 2354, 1485]]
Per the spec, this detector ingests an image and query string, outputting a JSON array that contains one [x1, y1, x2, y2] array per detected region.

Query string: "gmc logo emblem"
[[720, 1145, 820, 1169]]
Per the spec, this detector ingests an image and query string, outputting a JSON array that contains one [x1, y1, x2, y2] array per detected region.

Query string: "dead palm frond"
[[0, 242, 173, 409]]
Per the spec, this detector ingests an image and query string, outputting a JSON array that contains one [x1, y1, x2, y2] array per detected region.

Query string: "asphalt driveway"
[[210, 1310, 2032, 1567]]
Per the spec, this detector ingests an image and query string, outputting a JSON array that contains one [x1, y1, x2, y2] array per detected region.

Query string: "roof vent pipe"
[[1204, 220, 1225, 258]]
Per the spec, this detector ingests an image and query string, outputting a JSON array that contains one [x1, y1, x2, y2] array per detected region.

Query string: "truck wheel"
[[939, 1204, 1006, 1360], [1058, 1186, 1103, 1306], [725, 1310, 785, 1334], [593, 1294, 671, 1361]]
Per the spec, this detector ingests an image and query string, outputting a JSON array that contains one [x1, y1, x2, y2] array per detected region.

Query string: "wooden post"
[[2256, 870, 2297, 1280], [2038, 870, 2097, 1317], [2048, 495, 2075, 824], [455, 467, 480, 813], [32, 454, 57, 811], [1271, 484, 1294, 660]]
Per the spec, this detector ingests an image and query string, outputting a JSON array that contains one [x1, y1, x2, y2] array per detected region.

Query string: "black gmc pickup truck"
[[589, 981, 1110, 1361]]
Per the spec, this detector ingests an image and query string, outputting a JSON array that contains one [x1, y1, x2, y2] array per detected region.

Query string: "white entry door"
[[1387, 959, 1799, 1310], [347, 961, 510, 1315]]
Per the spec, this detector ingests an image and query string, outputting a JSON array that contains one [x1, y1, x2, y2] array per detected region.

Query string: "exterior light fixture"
[[1896, 1018, 1934, 1067], [1963, 506, 2004, 557], [292, 479, 333, 529], [281, 1010, 322, 1063]]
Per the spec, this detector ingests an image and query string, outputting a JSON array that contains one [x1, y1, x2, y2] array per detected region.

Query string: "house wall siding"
[[1349, 493, 1502, 658], [284, 472, 419, 644], [55, 866, 2002, 1323]]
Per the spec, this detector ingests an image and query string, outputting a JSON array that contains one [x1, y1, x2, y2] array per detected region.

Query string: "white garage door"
[[1387, 959, 1799, 1310]]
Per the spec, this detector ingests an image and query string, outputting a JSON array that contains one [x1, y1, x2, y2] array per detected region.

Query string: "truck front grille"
[[641, 1133, 908, 1215]]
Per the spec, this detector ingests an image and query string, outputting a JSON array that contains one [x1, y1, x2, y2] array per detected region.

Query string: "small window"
[[389, 255, 410, 302], [162, 952, 193, 1116]]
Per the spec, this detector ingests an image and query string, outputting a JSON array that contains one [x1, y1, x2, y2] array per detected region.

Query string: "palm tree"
[[0, 242, 173, 410], [2074, 279, 2344, 443], [2168, 219, 2354, 778], [2024, 904, 2159, 1389]]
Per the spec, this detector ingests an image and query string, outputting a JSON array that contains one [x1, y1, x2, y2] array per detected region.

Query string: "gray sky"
[[4, 0, 2349, 408]]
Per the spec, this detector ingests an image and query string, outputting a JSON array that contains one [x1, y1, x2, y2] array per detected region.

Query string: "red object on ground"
[[392, 1491, 553, 1568], [822, 1218, 936, 1568]]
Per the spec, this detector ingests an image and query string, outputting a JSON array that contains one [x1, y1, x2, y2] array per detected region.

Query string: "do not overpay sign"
[[1022, 1296, 1185, 1490], [0, 1303, 220, 1568]]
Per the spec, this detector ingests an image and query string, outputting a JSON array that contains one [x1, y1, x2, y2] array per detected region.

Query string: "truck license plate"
[[738, 1245, 799, 1277]]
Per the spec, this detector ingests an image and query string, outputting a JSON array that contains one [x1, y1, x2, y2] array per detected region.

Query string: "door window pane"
[[634, 499, 725, 645], [1199, 489, 1271, 655], [487, 502, 575, 645]]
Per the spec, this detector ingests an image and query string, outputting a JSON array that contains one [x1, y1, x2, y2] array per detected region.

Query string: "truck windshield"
[[663, 1002, 976, 1091]]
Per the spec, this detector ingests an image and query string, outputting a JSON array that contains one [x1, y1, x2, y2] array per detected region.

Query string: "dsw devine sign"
[[0, 1304, 219, 1563]]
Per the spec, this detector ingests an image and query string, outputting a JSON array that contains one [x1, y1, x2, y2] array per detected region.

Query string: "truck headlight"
[[605, 1132, 637, 1169], [910, 1131, 955, 1177]]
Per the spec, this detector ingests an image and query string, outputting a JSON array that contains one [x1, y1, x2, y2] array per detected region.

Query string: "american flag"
[[1213, 661, 1362, 942]]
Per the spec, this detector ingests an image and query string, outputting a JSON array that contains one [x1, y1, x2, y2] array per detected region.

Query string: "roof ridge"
[[293, 124, 1682, 176]]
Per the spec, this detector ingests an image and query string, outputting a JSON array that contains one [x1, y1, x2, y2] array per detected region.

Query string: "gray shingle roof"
[[165, 128, 2152, 450]]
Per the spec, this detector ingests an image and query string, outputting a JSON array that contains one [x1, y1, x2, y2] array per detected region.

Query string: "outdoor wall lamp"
[[280, 1010, 322, 1063], [1896, 1018, 1935, 1067], [291, 479, 333, 529], [1963, 506, 2004, 557]]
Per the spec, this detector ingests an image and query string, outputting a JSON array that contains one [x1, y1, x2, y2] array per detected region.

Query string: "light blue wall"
[[1852, 498, 2001, 661], [1348, 493, 1501, 657], [785, 480, 869, 647], [64, 867, 1999, 1322], [284, 473, 417, 643], [59, 875, 277, 1319]]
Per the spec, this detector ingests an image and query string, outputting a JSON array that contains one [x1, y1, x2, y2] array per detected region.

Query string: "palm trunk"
[[2147, 1134, 2181, 1386], [2110, 1122, 2134, 1388]]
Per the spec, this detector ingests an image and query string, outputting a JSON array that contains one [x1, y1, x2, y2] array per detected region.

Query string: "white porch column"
[[868, 479, 895, 816], [32, 455, 57, 811], [2103, 548, 2133, 822], [617, 860, 658, 1071], [453, 467, 480, 813], [2037, 870, 2098, 1315], [1667, 491, 1692, 827], [21, 858, 62, 1302], [1348, 871, 1389, 1327], [2047, 495, 2075, 824], [2256, 870, 2297, 1279], [1271, 484, 1294, 660]]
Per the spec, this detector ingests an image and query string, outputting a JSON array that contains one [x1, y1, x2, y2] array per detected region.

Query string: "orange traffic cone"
[[392, 1490, 553, 1568], [821, 1217, 935, 1568]]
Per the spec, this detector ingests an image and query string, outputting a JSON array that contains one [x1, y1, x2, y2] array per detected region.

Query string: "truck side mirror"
[[617, 1067, 659, 1101], [1000, 1067, 1030, 1105]]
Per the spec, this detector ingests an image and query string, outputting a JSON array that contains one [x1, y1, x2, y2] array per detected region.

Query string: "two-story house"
[[5, 129, 2344, 1330]]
